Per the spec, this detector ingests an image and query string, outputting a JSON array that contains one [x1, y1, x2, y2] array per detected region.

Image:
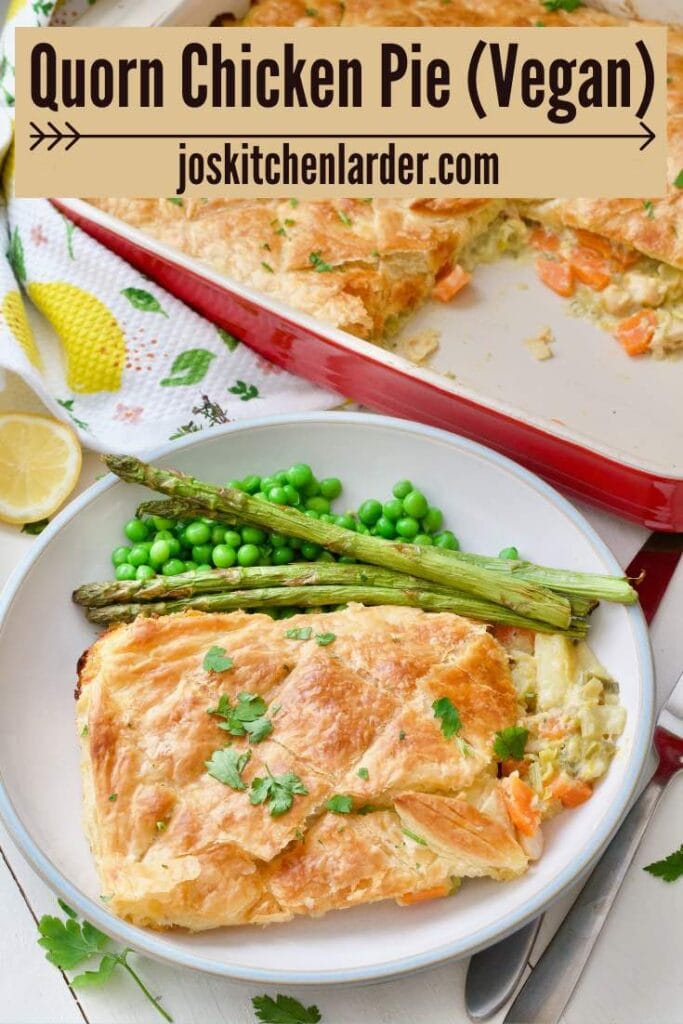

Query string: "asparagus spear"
[[74, 563, 480, 607], [103, 455, 571, 629], [133, 499, 634, 608], [84, 583, 588, 636], [73, 563, 597, 617]]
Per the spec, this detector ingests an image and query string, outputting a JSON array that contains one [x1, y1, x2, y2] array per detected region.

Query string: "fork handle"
[[504, 773, 665, 1024]]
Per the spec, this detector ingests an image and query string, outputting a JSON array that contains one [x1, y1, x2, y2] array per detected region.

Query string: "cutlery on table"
[[465, 532, 683, 1023]]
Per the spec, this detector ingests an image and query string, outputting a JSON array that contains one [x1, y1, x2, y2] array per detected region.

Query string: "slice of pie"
[[89, 0, 683, 358]]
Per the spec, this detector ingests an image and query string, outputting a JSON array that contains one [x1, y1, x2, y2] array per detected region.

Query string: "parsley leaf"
[[205, 747, 251, 789], [337, 209, 352, 226], [309, 251, 333, 273], [250, 771, 308, 817], [357, 803, 378, 815], [542, 0, 582, 10], [643, 200, 655, 219], [432, 696, 462, 739], [644, 844, 683, 883], [325, 794, 353, 814], [252, 994, 321, 1024], [21, 518, 49, 535], [357, 767, 369, 780], [285, 627, 313, 640], [203, 646, 234, 673], [315, 632, 336, 647], [38, 915, 109, 969], [675, 170, 683, 189], [401, 827, 428, 846], [493, 726, 529, 761], [210, 692, 273, 743], [71, 954, 117, 988]]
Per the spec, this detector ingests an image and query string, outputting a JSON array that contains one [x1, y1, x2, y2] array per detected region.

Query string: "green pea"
[[286, 463, 314, 489], [319, 477, 342, 500], [212, 544, 236, 568], [154, 529, 174, 541], [382, 499, 404, 522], [434, 531, 460, 550], [184, 520, 211, 546], [268, 486, 288, 505], [289, 537, 303, 550], [270, 533, 288, 549], [209, 525, 224, 545], [396, 516, 420, 539], [273, 546, 294, 565], [112, 545, 132, 567], [151, 515, 175, 531], [317, 550, 336, 562], [260, 551, 272, 566], [166, 537, 181, 557], [356, 523, 371, 535], [281, 484, 299, 505], [149, 539, 171, 566], [260, 476, 277, 493], [227, 478, 244, 490], [241, 474, 261, 494], [195, 563, 212, 572], [335, 514, 356, 531], [128, 544, 151, 567], [237, 543, 260, 567], [135, 564, 155, 581], [358, 499, 382, 526], [274, 471, 289, 486], [374, 516, 396, 539], [124, 518, 149, 543], [338, 555, 356, 564], [421, 507, 443, 534], [306, 496, 330, 514], [320, 513, 336, 524], [305, 509, 321, 520], [402, 490, 429, 519], [115, 563, 137, 581], [301, 542, 322, 560], [184, 561, 197, 571], [223, 530, 243, 549], [191, 544, 212, 564], [414, 534, 433, 546], [499, 546, 519, 560], [162, 559, 186, 576], [392, 480, 413, 500], [239, 526, 264, 545], [301, 477, 320, 498]]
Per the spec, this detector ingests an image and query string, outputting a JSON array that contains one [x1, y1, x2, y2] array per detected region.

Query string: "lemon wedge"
[[0, 413, 82, 524]]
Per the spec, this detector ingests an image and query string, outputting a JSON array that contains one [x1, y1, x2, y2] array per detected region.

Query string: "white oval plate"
[[0, 413, 653, 985]]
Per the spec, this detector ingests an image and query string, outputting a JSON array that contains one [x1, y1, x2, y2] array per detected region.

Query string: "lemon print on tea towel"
[[27, 282, 125, 393], [2, 290, 41, 368]]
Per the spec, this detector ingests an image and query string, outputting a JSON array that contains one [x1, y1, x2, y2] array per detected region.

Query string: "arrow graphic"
[[27, 121, 656, 151]]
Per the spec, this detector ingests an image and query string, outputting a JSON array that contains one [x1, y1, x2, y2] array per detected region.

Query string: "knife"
[[465, 531, 683, 1023]]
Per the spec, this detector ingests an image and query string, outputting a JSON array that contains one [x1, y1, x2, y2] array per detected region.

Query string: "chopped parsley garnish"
[[401, 827, 427, 846], [108, 793, 117, 802], [399, 729, 406, 741], [205, 747, 251, 790], [252, 994, 321, 1024], [21, 518, 49, 535], [337, 209, 352, 226], [208, 692, 273, 743], [250, 769, 308, 817], [155, 821, 167, 831], [285, 626, 313, 641], [432, 696, 462, 739], [643, 200, 655, 219], [290, 197, 299, 207], [674, 170, 683, 189], [542, 0, 582, 10], [261, 261, 274, 273], [644, 844, 683, 883], [315, 632, 336, 646], [493, 726, 529, 761], [357, 803, 378, 815], [325, 794, 353, 814], [203, 646, 234, 673], [167, 197, 183, 206], [305, 6, 318, 15], [357, 767, 369, 780], [309, 251, 333, 273]]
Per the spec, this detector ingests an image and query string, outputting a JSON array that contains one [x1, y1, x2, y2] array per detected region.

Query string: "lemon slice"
[[0, 413, 82, 524]]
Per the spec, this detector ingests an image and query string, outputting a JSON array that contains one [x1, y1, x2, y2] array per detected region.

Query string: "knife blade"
[[465, 532, 683, 1023]]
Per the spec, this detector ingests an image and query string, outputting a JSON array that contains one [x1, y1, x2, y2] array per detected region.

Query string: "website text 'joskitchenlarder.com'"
[[175, 140, 499, 193]]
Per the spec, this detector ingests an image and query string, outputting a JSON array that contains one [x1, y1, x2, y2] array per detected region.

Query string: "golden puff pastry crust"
[[77, 604, 534, 930]]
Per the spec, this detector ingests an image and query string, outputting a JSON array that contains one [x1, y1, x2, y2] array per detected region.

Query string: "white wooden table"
[[1, 434, 682, 1024]]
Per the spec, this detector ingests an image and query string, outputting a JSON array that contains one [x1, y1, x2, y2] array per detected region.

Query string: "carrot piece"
[[530, 228, 560, 252], [573, 228, 639, 270], [431, 264, 471, 302], [548, 773, 593, 808], [501, 758, 527, 777], [569, 249, 612, 291], [397, 884, 451, 906], [501, 775, 540, 837], [614, 309, 657, 356], [535, 257, 575, 298]]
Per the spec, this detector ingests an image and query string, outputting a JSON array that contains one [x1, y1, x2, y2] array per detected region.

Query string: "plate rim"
[[0, 411, 655, 985]]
